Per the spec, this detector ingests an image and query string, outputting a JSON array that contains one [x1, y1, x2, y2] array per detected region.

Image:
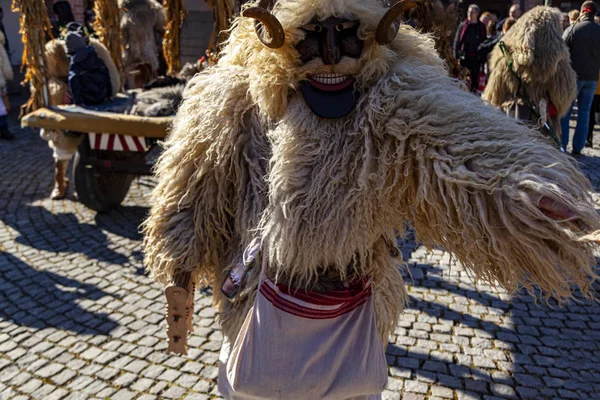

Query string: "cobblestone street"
[[2, 123, 600, 400]]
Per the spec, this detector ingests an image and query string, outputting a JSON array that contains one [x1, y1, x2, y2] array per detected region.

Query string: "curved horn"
[[375, 0, 418, 45], [242, 0, 285, 49]]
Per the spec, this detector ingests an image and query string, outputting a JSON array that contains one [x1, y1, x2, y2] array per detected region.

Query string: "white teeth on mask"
[[311, 74, 350, 85]]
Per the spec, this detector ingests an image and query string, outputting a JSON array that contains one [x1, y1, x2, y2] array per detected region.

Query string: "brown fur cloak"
[[119, 0, 166, 78], [144, 0, 600, 344], [483, 6, 577, 140]]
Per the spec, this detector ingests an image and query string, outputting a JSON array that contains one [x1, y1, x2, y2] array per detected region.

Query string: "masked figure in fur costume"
[[144, 0, 600, 398], [39, 35, 120, 199], [483, 6, 576, 145], [119, 0, 166, 86]]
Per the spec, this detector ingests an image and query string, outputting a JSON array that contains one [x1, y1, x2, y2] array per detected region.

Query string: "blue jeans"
[[561, 80, 598, 153]]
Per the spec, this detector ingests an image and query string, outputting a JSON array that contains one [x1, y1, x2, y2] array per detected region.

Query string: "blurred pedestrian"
[[509, 4, 522, 19], [0, 29, 12, 140], [562, 13, 570, 30], [480, 11, 492, 27], [497, 4, 521, 31], [503, 17, 517, 33], [454, 4, 487, 92], [477, 17, 515, 65], [569, 9, 580, 24], [586, 12, 600, 148], [586, 75, 600, 148], [560, 1, 600, 155]]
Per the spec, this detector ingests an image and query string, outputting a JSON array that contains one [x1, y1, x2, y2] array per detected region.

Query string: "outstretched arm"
[[387, 65, 599, 302], [142, 65, 260, 287]]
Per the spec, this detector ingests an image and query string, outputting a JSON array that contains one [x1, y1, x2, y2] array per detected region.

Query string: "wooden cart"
[[16, 0, 240, 212], [22, 101, 172, 212]]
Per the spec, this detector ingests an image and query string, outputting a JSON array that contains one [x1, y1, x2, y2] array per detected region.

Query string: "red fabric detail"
[[94, 133, 101, 150], [118, 134, 129, 151], [133, 137, 145, 152], [459, 19, 469, 44], [548, 102, 558, 119], [274, 277, 370, 305], [107, 133, 115, 151], [260, 279, 372, 319], [477, 71, 487, 93]]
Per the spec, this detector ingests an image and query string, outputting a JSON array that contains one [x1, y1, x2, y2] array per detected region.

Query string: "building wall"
[[69, 0, 85, 22], [1, 0, 23, 66], [180, 0, 213, 65]]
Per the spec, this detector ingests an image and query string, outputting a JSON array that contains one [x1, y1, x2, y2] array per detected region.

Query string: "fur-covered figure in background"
[[128, 84, 185, 117], [119, 0, 166, 86], [126, 60, 204, 118], [39, 38, 120, 199], [144, 0, 600, 397], [408, 0, 467, 80], [483, 6, 576, 142]]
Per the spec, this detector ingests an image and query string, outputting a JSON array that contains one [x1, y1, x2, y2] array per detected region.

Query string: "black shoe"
[[0, 128, 13, 140], [585, 140, 593, 148], [571, 151, 582, 158]]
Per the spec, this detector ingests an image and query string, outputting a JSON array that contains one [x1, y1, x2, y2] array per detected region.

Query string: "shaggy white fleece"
[[144, 0, 600, 342]]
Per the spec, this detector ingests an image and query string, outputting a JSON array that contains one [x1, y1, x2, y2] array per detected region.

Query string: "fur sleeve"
[[386, 64, 599, 303], [142, 66, 263, 286]]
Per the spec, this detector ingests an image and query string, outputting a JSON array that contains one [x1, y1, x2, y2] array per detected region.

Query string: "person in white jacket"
[[0, 30, 13, 140]]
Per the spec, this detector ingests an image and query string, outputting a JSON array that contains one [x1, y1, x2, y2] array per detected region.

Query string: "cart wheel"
[[73, 140, 134, 213]]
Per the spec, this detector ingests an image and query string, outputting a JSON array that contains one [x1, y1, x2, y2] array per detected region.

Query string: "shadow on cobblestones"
[[3, 204, 129, 265], [94, 206, 149, 241], [0, 252, 119, 335], [385, 252, 600, 399]]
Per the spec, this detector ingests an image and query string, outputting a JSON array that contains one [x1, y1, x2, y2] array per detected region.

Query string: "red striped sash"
[[259, 278, 371, 319]]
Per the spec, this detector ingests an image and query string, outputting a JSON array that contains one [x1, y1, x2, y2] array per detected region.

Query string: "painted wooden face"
[[295, 17, 364, 119], [296, 17, 364, 64]]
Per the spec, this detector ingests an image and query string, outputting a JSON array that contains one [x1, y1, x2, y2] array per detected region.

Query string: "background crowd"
[[1, 0, 600, 160], [454, 1, 600, 155]]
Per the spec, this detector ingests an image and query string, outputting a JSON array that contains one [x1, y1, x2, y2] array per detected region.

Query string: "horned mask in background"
[[241, 0, 416, 118]]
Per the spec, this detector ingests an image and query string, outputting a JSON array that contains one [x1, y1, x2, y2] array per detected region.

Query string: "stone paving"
[[1, 119, 600, 400]]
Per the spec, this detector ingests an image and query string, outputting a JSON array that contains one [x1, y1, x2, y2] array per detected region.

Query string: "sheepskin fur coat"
[[483, 6, 577, 140], [144, 0, 600, 344]]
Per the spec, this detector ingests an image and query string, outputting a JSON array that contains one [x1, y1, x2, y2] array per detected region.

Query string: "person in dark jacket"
[[560, 1, 600, 155], [453, 4, 487, 92], [66, 32, 112, 106], [477, 17, 516, 64], [496, 4, 521, 32]]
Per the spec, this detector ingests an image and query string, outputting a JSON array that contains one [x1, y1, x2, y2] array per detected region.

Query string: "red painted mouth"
[[308, 74, 356, 92]]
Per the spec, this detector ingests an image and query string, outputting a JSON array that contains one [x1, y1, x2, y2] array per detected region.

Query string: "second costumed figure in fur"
[[483, 6, 577, 147], [144, 0, 600, 398]]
